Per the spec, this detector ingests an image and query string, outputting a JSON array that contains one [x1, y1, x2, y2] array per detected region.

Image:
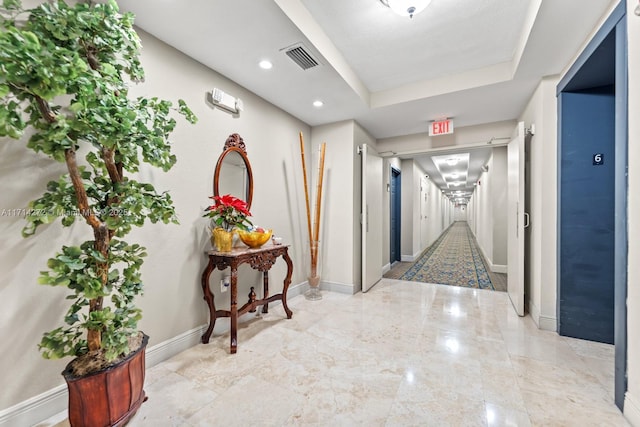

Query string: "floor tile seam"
[[516, 385, 623, 415], [509, 364, 611, 396], [481, 398, 530, 419]]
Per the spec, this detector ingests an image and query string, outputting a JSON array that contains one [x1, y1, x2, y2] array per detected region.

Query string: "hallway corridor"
[[385, 222, 507, 291]]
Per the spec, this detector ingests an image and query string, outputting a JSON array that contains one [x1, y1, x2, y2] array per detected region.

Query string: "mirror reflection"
[[217, 151, 248, 203], [213, 134, 253, 210]]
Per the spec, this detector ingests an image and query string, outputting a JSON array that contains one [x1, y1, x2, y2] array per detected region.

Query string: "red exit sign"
[[429, 119, 454, 136]]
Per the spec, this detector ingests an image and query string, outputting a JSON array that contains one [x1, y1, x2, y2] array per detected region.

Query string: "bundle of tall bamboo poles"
[[299, 132, 326, 285]]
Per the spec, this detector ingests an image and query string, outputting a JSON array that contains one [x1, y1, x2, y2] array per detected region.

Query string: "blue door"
[[559, 87, 615, 344], [390, 167, 401, 264], [556, 2, 627, 409]]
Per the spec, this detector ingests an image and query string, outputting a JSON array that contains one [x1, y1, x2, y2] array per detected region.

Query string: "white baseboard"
[[4, 282, 312, 427], [145, 324, 207, 368], [538, 315, 557, 332], [1, 326, 210, 427], [476, 245, 507, 275], [401, 248, 423, 263], [528, 300, 557, 332], [321, 280, 356, 295], [0, 384, 67, 427], [491, 264, 507, 274], [625, 391, 640, 427], [382, 263, 391, 274], [293, 278, 355, 295]]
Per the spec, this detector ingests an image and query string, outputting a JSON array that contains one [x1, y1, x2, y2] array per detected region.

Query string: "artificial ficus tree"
[[0, 0, 197, 365]]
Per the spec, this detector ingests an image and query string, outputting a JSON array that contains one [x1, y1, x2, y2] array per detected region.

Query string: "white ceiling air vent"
[[281, 42, 320, 70]]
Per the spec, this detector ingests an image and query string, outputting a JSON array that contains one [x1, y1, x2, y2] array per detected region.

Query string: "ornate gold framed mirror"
[[213, 133, 253, 210]]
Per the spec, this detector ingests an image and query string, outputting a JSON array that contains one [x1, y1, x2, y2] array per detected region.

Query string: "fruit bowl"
[[237, 229, 273, 249]]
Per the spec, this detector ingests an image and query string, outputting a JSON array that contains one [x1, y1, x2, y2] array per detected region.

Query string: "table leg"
[[230, 266, 238, 354], [200, 257, 217, 344], [248, 287, 256, 312], [262, 271, 269, 314], [282, 250, 293, 319]]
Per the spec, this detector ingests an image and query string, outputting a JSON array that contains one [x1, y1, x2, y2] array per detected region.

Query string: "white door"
[[420, 178, 429, 248], [361, 144, 383, 292], [507, 122, 526, 316]]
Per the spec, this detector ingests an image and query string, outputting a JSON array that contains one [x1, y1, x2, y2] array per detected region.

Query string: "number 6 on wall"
[[593, 153, 604, 165]]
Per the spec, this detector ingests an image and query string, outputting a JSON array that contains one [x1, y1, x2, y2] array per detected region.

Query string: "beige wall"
[[396, 158, 452, 261], [0, 29, 311, 413], [518, 76, 559, 331], [467, 146, 508, 272], [308, 120, 376, 293], [422, 173, 450, 249], [491, 147, 508, 267], [309, 120, 358, 292], [353, 122, 378, 289], [399, 159, 415, 260], [625, 0, 640, 423], [468, 154, 493, 264]]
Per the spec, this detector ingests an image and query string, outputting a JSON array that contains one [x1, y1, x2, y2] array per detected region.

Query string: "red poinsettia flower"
[[204, 194, 252, 231]]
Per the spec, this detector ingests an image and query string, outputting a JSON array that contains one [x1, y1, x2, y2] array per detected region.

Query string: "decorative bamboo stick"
[[313, 143, 326, 245], [298, 133, 326, 280], [299, 132, 313, 247], [311, 143, 327, 277]]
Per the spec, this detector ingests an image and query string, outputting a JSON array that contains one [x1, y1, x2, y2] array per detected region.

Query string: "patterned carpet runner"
[[400, 221, 494, 290]]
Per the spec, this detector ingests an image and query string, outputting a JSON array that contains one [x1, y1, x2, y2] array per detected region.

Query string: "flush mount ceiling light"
[[258, 60, 273, 70], [379, 0, 432, 18], [313, 100, 324, 107]]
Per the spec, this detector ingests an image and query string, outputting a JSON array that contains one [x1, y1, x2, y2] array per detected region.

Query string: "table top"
[[205, 243, 289, 257]]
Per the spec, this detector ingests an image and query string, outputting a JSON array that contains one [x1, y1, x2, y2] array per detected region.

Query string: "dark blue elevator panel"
[[559, 87, 615, 344]]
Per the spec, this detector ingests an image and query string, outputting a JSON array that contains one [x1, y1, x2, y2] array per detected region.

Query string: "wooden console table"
[[200, 244, 293, 353]]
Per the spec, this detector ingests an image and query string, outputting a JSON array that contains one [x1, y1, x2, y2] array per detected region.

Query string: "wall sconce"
[[206, 88, 243, 115]]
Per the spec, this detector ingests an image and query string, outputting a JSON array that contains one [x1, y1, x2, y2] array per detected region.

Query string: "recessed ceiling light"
[[258, 60, 273, 70], [313, 100, 324, 107]]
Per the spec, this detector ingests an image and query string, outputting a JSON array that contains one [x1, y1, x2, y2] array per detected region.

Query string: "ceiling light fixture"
[[446, 158, 458, 166], [313, 100, 324, 107], [258, 60, 273, 70], [379, 0, 432, 18]]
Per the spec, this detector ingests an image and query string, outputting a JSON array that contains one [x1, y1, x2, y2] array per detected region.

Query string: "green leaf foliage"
[[1, 0, 197, 363]]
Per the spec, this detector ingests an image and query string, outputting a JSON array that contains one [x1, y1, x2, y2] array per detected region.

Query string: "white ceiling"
[[115, 0, 614, 199]]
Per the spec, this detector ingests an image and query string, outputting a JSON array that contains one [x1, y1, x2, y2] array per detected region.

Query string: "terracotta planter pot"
[[62, 334, 149, 427]]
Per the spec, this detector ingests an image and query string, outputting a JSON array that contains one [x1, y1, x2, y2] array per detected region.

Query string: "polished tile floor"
[[42, 279, 628, 426]]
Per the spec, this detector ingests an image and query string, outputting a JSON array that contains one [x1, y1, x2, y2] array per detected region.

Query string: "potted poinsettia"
[[204, 194, 252, 251], [0, 0, 196, 425]]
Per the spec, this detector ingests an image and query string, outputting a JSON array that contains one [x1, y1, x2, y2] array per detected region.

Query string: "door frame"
[[361, 144, 383, 293], [556, 1, 627, 409], [390, 166, 401, 265], [507, 122, 526, 316]]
